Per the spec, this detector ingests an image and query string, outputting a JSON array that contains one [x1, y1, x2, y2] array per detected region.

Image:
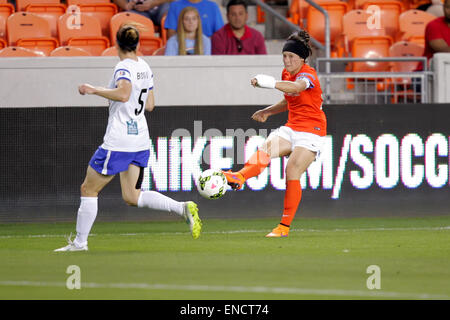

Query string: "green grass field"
[[0, 216, 449, 300]]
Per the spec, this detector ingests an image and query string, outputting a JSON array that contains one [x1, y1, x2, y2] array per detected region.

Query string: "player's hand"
[[78, 84, 97, 95], [251, 74, 276, 89], [251, 109, 269, 123]]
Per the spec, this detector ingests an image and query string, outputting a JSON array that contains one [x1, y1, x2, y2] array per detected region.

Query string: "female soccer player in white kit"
[[55, 24, 202, 252]]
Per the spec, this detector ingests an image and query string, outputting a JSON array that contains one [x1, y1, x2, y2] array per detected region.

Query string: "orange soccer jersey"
[[282, 64, 327, 136]]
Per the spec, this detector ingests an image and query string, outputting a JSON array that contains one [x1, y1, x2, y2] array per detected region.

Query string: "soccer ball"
[[197, 169, 228, 200]]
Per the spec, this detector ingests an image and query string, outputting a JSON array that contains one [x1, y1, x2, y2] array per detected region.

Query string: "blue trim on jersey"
[[296, 73, 315, 89], [116, 77, 131, 82], [114, 68, 131, 77], [89, 147, 150, 175], [298, 72, 316, 81], [297, 76, 314, 89], [149, 86, 153, 90]]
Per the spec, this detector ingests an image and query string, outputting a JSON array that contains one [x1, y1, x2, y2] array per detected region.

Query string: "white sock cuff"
[[80, 196, 98, 202], [137, 192, 144, 208]]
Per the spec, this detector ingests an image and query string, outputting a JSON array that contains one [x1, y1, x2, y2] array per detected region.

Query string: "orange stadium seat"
[[306, 1, 348, 48], [408, 35, 426, 47], [0, 14, 5, 40], [398, 9, 436, 42], [256, 0, 265, 24], [389, 40, 424, 71], [25, 3, 66, 38], [351, 36, 393, 72], [0, 46, 45, 57], [15, 0, 61, 11], [50, 45, 91, 56], [388, 40, 425, 102], [110, 12, 162, 55], [101, 46, 143, 56], [138, 37, 162, 55], [58, 12, 110, 55], [66, 0, 112, 4], [354, 0, 407, 8], [152, 46, 165, 55], [66, 1, 118, 38], [0, 1, 14, 24], [7, 12, 58, 55], [287, 0, 309, 27], [337, 9, 387, 57], [361, 1, 404, 39], [346, 35, 393, 91], [409, 0, 432, 9]]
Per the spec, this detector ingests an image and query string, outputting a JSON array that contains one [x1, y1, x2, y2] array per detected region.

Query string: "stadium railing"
[[316, 56, 432, 104]]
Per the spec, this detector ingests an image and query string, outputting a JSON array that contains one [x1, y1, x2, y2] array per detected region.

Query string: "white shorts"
[[268, 126, 325, 160]]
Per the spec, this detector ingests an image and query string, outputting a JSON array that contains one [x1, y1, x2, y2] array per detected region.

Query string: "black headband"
[[116, 26, 139, 51], [282, 40, 309, 60]]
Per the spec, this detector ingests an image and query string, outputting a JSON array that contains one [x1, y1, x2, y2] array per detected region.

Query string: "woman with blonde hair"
[[165, 6, 211, 55]]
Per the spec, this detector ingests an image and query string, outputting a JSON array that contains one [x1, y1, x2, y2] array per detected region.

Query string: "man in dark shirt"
[[211, 0, 267, 55]]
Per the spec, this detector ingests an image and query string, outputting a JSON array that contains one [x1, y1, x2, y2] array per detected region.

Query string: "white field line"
[[0, 226, 449, 239], [0, 280, 449, 299]]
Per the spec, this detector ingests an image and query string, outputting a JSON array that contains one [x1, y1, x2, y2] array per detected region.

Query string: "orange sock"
[[238, 150, 271, 180], [280, 180, 302, 227]]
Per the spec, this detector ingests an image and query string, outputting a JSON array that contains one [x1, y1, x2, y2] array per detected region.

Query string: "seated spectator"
[[416, 0, 449, 71], [211, 0, 266, 55], [113, 0, 172, 27], [424, 0, 450, 61], [165, 0, 224, 38], [165, 6, 211, 55]]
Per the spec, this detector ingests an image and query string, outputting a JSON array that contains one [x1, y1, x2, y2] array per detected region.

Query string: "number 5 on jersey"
[[136, 88, 148, 116]]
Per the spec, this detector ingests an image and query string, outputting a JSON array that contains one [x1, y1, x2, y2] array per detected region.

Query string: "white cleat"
[[54, 234, 88, 252]]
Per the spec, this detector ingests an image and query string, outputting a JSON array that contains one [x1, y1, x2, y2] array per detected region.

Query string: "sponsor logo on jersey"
[[127, 119, 138, 135]]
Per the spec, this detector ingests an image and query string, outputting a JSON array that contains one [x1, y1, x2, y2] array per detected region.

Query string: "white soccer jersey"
[[101, 58, 154, 152]]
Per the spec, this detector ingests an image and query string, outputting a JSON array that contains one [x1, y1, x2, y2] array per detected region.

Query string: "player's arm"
[[251, 99, 288, 123], [145, 89, 155, 112], [274, 79, 307, 94], [78, 79, 132, 102], [251, 75, 308, 94]]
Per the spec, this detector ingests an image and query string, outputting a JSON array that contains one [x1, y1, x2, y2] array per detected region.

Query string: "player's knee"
[[285, 162, 303, 179], [80, 183, 98, 197], [122, 193, 138, 207]]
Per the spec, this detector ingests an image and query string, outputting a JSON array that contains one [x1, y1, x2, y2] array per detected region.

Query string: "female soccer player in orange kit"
[[223, 30, 326, 238]]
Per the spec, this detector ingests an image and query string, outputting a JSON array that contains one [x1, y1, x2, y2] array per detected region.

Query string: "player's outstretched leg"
[[137, 191, 202, 239], [222, 170, 246, 190], [222, 149, 270, 190]]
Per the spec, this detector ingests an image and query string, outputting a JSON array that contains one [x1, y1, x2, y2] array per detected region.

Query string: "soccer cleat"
[[54, 234, 88, 252], [265, 224, 290, 238], [183, 201, 202, 239], [222, 170, 245, 190]]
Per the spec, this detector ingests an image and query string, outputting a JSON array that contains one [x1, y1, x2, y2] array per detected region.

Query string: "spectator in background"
[[165, 6, 211, 55], [424, 0, 450, 61], [211, 0, 266, 55], [165, 0, 224, 38], [113, 0, 172, 27]]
